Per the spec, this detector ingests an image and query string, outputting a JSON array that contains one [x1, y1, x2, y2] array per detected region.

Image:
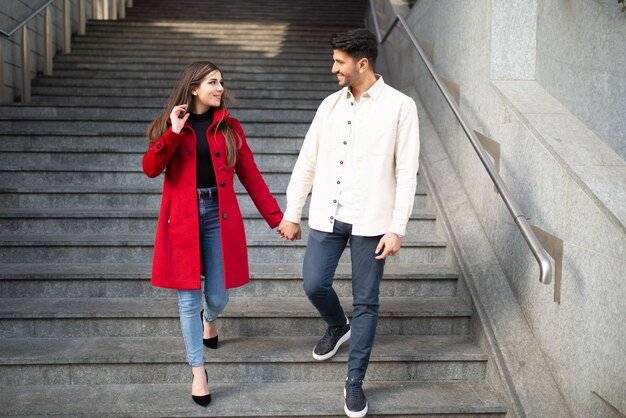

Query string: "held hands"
[[375, 232, 402, 260], [170, 104, 190, 134], [277, 220, 301, 241]]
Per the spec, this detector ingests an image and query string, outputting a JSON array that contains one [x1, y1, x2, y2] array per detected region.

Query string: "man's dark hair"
[[330, 28, 378, 67]]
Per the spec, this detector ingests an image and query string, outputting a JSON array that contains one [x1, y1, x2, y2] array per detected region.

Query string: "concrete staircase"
[[0, 0, 507, 416]]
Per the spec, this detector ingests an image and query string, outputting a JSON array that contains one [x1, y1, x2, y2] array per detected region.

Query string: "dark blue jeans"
[[302, 220, 385, 379]]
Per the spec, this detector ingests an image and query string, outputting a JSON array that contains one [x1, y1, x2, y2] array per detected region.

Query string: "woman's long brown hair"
[[147, 61, 240, 168]]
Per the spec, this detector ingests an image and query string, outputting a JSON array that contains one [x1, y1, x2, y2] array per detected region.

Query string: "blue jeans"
[[178, 188, 229, 367], [302, 220, 385, 379]]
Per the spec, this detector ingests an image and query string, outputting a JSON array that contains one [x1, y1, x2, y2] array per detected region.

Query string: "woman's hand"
[[170, 104, 189, 133], [277, 220, 301, 241]]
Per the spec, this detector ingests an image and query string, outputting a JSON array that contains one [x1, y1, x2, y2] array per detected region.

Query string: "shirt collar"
[[344, 74, 385, 101]]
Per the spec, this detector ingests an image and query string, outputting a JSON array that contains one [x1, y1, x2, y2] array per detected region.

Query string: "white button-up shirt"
[[284, 76, 420, 237]]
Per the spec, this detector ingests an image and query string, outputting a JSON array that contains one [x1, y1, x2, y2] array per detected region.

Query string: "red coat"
[[142, 107, 283, 290]]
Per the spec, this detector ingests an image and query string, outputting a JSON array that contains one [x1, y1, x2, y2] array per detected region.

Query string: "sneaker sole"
[[312, 328, 351, 361], [343, 388, 368, 418]]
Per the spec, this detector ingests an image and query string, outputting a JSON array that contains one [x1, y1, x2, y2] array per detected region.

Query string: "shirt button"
[[330, 216, 334, 220], [351, 102, 354, 106], [155, 144, 161, 149], [347, 121, 351, 125], [337, 181, 341, 184], [343, 141, 347, 145], [333, 200, 337, 203], [220, 182, 226, 187], [222, 213, 228, 219], [340, 160, 344, 164], [215, 151, 221, 157]]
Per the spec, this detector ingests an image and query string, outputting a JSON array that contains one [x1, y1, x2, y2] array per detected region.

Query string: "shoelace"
[[322, 325, 340, 344], [346, 380, 363, 398]]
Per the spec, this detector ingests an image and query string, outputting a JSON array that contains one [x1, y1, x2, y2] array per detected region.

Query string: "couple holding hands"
[[142, 28, 420, 418]]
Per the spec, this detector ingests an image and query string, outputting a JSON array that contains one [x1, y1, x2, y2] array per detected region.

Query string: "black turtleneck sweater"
[[187, 110, 217, 189]]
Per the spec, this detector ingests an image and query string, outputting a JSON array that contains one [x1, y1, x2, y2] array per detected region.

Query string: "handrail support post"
[[63, 0, 71, 54], [119, 0, 126, 19], [78, 0, 86, 35], [21, 26, 30, 102], [44, 6, 53, 75], [0, 38, 4, 102]]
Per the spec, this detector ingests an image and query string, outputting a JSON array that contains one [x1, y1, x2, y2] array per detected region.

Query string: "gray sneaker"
[[344, 377, 368, 417], [312, 319, 351, 361]]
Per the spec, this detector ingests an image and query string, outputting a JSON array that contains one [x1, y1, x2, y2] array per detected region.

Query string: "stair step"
[[0, 263, 458, 298], [0, 106, 316, 122], [0, 207, 436, 236], [0, 168, 293, 188], [0, 233, 446, 264], [0, 262, 458, 280], [73, 38, 333, 49], [69, 43, 330, 55], [0, 186, 429, 210], [0, 134, 306, 152], [0, 296, 471, 338], [54, 54, 333, 67], [31, 69, 336, 82], [0, 150, 299, 173], [0, 120, 310, 138], [18, 96, 321, 107], [49, 61, 331, 74], [33, 86, 330, 100], [32, 77, 337, 90], [82, 20, 359, 32], [0, 335, 487, 385], [0, 381, 506, 417], [0, 175, 390, 194]]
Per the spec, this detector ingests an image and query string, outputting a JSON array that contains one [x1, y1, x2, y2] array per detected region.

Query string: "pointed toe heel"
[[203, 335, 219, 349], [191, 369, 211, 407], [201, 311, 219, 349], [192, 393, 211, 407]]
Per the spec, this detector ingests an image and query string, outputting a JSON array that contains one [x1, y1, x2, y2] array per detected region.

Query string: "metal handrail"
[[1, 0, 132, 102], [368, 0, 553, 285], [0, 0, 55, 38]]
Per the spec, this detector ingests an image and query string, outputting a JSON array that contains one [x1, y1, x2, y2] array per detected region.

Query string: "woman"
[[143, 61, 283, 407]]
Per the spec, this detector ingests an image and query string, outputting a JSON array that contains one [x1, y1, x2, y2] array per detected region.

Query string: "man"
[[278, 28, 420, 418]]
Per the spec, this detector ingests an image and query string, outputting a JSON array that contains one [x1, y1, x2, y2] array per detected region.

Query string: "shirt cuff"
[[389, 219, 408, 237], [283, 207, 303, 224]]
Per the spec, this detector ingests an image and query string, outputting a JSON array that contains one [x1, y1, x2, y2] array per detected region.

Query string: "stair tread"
[[0, 381, 506, 416], [0, 296, 472, 318], [0, 233, 447, 247], [0, 335, 486, 365], [0, 184, 427, 195], [0, 262, 458, 280], [0, 208, 436, 220]]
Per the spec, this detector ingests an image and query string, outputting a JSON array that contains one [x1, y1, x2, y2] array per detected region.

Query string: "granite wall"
[[0, 0, 113, 102], [371, 0, 625, 416]]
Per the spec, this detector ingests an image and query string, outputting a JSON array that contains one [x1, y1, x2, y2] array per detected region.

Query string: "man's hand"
[[375, 232, 402, 260], [277, 220, 301, 241]]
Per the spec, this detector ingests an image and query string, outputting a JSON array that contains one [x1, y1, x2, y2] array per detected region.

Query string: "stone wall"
[[535, 0, 626, 159], [371, 0, 625, 416], [0, 0, 93, 102]]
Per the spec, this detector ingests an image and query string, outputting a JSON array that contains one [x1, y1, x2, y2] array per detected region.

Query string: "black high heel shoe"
[[191, 369, 211, 407], [200, 310, 219, 349], [203, 335, 219, 349]]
